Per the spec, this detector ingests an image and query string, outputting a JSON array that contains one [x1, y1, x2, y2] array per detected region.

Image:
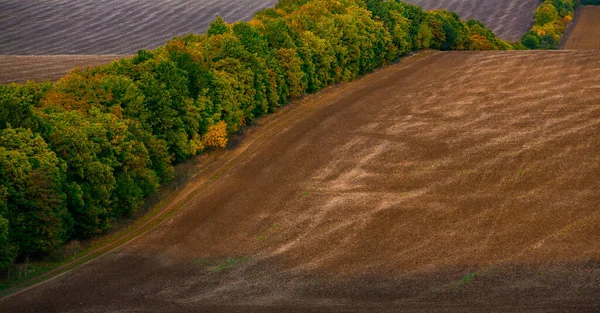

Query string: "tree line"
[[0, 0, 516, 271], [520, 0, 577, 49]]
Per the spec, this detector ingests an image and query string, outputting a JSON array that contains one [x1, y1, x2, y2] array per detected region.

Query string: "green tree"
[[0, 127, 71, 258], [0, 188, 18, 270], [207, 16, 230, 37], [0, 82, 51, 131], [535, 3, 561, 26], [522, 31, 541, 50], [0, 213, 17, 270]]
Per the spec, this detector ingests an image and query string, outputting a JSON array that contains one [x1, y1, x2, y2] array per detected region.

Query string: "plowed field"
[[0, 55, 127, 84], [2, 50, 600, 312], [0, 0, 277, 55], [564, 6, 600, 50]]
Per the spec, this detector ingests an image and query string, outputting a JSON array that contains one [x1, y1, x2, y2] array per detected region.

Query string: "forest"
[[0, 0, 572, 271]]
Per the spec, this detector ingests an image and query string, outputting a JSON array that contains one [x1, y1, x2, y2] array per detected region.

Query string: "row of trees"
[[0, 0, 514, 271], [520, 0, 576, 49]]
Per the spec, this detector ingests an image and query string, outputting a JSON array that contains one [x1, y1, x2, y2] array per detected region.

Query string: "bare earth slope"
[[2, 51, 600, 312], [0, 0, 277, 55], [564, 6, 600, 50], [0, 55, 128, 84], [404, 0, 539, 42]]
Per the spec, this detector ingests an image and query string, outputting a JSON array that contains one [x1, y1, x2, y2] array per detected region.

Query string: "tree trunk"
[[25, 255, 29, 274]]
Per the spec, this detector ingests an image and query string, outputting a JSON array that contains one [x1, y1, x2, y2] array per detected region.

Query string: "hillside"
[[2, 50, 599, 312], [0, 0, 516, 276]]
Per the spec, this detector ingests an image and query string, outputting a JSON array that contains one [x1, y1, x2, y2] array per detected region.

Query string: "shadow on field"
[[3, 250, 599, 312]]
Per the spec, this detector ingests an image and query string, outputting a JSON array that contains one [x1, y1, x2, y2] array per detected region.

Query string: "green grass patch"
[[452, 271, 479, 290], [257, 223, 281, 241], [192, 258, 212, 266], [209, 257, 249, 273]]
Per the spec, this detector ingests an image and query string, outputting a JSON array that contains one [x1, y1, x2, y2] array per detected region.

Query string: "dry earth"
[[0, 55, 128, 84], [2, 50, 600, 312], [404, 0, 540, 42], [564, 6, 600, 50], [0, 0, 277, 55]]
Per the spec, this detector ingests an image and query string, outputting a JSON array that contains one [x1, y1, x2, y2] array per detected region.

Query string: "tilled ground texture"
[[1, 51, 600, 312], [0, 55, 127, 84], [404, 0, 540, 42], [0, 0, 277, 55], [564, 6, 600, 50]]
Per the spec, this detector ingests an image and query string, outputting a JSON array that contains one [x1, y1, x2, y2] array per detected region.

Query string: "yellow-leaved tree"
[[202, 121, 228, 149]]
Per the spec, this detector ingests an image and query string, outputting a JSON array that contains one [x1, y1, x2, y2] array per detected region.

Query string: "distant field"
[[0, 55, 128, 84], [0, 0, 277, 55], [564, 6, 600, 50], [404, 0, 539, 41], [2, 50, 599, 312]]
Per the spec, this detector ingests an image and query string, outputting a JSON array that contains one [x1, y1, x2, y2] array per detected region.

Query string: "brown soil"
[[2, 50, 600, 312], [564, 6, 600, 50], [404, 0, 540, 42], [0, 55, 128, 84]]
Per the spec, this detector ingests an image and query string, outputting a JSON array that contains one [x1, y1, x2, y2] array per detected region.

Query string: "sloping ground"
[[564, 6, 600, 50], [2, 50, 600, 312], [0, 0, 277, 55], [404, 0, 539, 42], [0, 55, 128, 84]]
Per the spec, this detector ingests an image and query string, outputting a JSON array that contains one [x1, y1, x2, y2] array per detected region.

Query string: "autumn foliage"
[[202, 121, 228, 149], [520, 0, 576, 49]]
